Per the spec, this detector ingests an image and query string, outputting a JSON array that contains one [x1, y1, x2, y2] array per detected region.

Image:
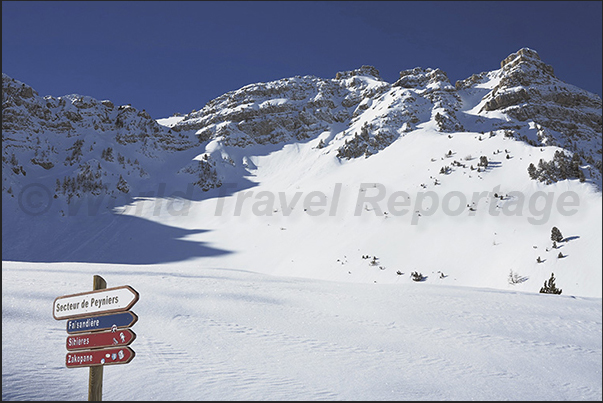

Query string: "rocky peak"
[[462, 49, 602, 177], [3, 74, 39, 104], [393, 67, 452, 90], [497, 48, 556, 90], [335, 65, 381, 80], [481, 48, 601, 122], [2, 74, 176, 147], [500, 47, 554, 75]]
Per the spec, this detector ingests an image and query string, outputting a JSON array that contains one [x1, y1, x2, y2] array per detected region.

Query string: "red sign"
[[66, 347, 135, 368], [66, 329, 136, 351]]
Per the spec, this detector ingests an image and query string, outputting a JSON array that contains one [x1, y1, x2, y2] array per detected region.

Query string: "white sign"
[[53, 286, 139, 320]]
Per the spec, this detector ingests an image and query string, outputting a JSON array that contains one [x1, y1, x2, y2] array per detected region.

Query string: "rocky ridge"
[[169, 48, 600, 184], [2, 48, 602, 205], [2, 73, 219, 203]]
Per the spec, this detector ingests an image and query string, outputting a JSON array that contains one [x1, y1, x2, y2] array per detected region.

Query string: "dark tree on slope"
[[336, 122, 396, 160], [527, 163, 538, 180], [551, 226, 564, 243], [116, 174, 129, 194], [540, 273, 562, 294], [527, 151, 587, 184]]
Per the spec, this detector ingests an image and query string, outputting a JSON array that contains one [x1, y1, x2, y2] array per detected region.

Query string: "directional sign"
[[67, 311, 138, 334], [53, 285, 139, 320], [67, 329, 136, 351], [66, 347, 135, 368]]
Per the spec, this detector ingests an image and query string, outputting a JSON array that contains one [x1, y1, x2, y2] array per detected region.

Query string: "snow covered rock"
[[2, 73, 210, 204]]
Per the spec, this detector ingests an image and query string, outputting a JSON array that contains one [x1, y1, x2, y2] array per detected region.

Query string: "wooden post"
[[88, 275, 106, 401]]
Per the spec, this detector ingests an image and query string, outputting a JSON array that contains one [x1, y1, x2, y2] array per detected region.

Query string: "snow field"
[[2, 262, 601, 400]]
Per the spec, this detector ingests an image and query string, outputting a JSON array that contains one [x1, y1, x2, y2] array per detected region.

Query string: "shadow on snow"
[[2, 208, 232, 264]]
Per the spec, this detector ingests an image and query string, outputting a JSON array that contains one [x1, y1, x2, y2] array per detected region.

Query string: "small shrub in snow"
[[540, 273, 562, 294], [551, 226, 564, 243], [508, 270, 525, 284], [411, 271, 425, 281]]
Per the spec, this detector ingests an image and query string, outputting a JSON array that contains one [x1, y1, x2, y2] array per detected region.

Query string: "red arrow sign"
[[66, 347, 135, 368], [66, 329, 136, 351]]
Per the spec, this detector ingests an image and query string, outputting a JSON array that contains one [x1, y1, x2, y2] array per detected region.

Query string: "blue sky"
[[2, 1, 602, 119]]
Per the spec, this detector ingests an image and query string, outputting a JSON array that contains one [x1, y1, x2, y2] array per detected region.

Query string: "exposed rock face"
[[499, 47, 555, 75], [3, 47, 602, 201], [178, 153, 222, 191], [335, 65, 381, 80], [393, 67, 464, 133], [167, 49, 601, 181], [2, 73, 217, 203], [473, 48, 601, 153], [2, 74, 195, 154], [171, 72, 380, 147], [171, 64, 470, 162]]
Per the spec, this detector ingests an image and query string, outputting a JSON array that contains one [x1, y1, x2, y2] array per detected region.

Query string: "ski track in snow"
[[2, 263, 601, 400]]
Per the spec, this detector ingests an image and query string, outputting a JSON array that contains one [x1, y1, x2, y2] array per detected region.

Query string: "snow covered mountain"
[[166, 47, 600, 183], [2, 72, 201, 199], [2, 48, 602, 297]]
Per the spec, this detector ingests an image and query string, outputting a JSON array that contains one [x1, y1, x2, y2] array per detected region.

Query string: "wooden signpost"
[[53, 275, 139, 401]]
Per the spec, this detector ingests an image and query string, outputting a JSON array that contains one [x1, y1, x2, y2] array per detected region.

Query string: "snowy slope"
[[2, 262, 602, 400], [137, 127, 602, 297]]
